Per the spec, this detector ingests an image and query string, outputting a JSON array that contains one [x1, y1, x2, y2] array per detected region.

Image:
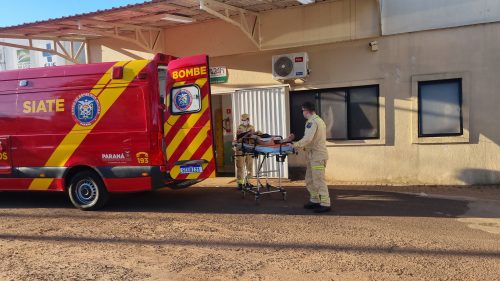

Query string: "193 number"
[[137, 157, 149, 164]]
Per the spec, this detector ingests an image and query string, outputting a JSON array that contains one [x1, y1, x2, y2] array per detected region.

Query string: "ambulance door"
[[164, 55, 215, 180], [0, 137, 12, 174]]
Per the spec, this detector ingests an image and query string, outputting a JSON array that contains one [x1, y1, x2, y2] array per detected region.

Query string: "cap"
[[241, 113, 249, 120]]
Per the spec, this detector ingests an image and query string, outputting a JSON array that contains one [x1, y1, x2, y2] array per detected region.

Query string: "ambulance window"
[[170, 84, 202, 115], [158, 67, 167, 104]]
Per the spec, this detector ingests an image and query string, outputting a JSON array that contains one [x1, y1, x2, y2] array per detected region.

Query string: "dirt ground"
[[0, 181, 499, 281]]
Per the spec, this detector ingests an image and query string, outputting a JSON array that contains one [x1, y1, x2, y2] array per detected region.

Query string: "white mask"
[[242, 120, 249, 126]]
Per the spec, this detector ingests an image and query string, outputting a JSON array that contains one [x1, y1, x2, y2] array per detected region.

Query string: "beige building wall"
[[87, 37, 158, 63], [85, 0, 500, 185], [86, 0, 380, 61], [207, 23, 500, 185], [162, 0, 380, 57]]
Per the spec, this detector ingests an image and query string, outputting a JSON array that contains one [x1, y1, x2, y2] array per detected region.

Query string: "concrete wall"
[[208, 22, 500, 185], [381, 0, 500, 35], [87, 37, 158, 63], [87, 0, 380, 60], [84, 0, 500, 185], [162, 0, 380, 57]]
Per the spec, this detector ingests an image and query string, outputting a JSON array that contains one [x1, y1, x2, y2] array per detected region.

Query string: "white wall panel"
[[232, 86, 290, 178]]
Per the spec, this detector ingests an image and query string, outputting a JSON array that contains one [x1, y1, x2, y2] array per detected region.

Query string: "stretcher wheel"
[[276, 155, 287, 162], [255, 195, 261, 205]]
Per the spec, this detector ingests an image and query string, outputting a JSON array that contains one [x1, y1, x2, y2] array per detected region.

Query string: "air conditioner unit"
[[272, 52, 309, 80]]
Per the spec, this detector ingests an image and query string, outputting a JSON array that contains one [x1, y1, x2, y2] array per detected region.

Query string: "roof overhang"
[[0, 0, 331, 63]]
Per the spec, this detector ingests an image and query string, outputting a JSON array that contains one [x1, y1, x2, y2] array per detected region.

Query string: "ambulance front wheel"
[[68, 171, 109, 211]]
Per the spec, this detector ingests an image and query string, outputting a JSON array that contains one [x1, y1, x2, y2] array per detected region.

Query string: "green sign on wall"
[[210, 66, 228, 84]]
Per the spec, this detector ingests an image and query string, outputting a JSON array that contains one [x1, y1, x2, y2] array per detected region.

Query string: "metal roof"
[[0, 0, 326, 40]]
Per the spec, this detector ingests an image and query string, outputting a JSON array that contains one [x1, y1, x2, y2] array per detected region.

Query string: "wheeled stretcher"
[[234, 136, 295, 204]]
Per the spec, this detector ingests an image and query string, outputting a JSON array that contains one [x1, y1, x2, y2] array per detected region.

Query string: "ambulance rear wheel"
[[68, 171, 109, 211]]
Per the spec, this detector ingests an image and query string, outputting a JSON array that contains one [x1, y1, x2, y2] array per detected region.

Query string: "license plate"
[[180, 164, 203, 174]]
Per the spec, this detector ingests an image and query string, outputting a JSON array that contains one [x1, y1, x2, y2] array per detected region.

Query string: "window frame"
[[290, 84, 381, 142], [344, 85, 380, 141], [417, 78, 463, 138], [157, 66, 168, 105], [170, 84, 202, 115], [411, 72, 470, 144]]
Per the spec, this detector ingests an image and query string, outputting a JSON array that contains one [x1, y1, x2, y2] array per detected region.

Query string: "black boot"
[[237, 184, 243, 190], [303, 201, 321, 209], [313, 205, 332, 213]]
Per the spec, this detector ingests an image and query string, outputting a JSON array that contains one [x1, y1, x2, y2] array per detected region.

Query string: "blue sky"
[[0, 0, 148, 27]]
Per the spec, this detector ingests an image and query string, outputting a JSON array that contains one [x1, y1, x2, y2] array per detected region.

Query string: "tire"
[[68, 171, 109, 211]]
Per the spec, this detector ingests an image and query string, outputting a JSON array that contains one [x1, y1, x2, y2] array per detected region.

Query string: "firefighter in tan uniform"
[[292, 102, 331, 213], [236, 113, 255, 189]]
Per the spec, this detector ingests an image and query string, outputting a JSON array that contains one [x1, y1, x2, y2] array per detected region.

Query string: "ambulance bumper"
[[150, 167, 203, 190]]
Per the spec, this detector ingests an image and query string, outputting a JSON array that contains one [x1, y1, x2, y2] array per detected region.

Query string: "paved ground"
[[0, 182, 499, 281]]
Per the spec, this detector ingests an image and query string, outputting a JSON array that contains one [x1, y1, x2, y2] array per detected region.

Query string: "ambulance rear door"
[[164, 55, 215, 180]]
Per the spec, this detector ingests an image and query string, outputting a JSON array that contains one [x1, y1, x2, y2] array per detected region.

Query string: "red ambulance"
[[0, 54, 216, 210]]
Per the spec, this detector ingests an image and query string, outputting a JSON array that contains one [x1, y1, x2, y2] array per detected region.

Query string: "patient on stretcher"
[[237, 131, 295, 146], [233, 132, 295, 154]]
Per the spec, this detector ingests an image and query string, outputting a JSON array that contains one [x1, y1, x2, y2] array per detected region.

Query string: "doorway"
[[232, 86, 290, 178], [211, 86, 290, 178], [211, 93, 235, 176]]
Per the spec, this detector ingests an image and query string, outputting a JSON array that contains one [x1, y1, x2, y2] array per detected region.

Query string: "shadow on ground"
[[0, 186, 469, 218], [0, 232, 498, 258]]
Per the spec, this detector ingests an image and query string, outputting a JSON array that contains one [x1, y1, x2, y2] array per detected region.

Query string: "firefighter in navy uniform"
[[236, 113, 255, 189], [292, 102, 331, 213]]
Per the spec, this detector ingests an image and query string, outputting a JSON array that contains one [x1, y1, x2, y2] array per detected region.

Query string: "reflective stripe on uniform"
[[310, 191, 320, 203], [320, 195, 330, 204], [312, 165, 325, 170], [313, 115, 326, 128]]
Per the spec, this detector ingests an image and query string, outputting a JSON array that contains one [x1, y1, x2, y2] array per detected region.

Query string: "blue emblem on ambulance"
[[72, 93, 101, 126], [173, 89, 193, 112]]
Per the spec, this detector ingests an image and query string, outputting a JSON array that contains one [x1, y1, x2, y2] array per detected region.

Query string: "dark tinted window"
[[290, 85, 379, 140], [289, 91, 317, 140], [348, 86, 379, 139], [418, 79, 462, 137]]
